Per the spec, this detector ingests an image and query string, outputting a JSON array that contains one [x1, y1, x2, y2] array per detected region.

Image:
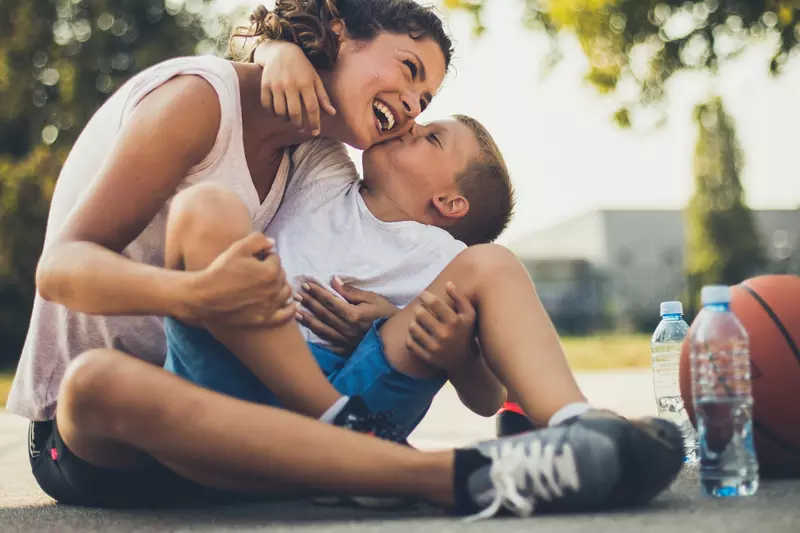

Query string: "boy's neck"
[[359, 184, 420, 224]]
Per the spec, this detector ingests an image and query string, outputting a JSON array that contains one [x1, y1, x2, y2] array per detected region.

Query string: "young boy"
[[160, 114, 683, 512], [164, 115, 583, 436]]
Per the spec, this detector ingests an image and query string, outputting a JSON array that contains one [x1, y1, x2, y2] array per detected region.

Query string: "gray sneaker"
[[454, 411, 684, 519]]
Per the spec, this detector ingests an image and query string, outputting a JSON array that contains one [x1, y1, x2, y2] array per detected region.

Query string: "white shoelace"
[[464, 439, 581, 522]]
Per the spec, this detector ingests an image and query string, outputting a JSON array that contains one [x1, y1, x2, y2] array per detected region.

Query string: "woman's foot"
[[454, 410, 684, 519]]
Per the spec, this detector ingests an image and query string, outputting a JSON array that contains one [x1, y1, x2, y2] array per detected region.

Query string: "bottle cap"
[[701, 285, 731, 305], [659, 301, 683, 316]]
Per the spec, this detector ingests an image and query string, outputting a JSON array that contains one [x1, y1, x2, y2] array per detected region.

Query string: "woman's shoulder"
[[291, 138, 351, 170], [123, 56, 238, 108], [145, 55, 236, 77]]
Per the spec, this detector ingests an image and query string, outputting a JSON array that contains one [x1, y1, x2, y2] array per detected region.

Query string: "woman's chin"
[[349, 129, 376, 151]]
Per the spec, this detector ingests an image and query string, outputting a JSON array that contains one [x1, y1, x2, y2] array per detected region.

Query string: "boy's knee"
[[166, 183, 253, 268], [168, 183, 250, 236]]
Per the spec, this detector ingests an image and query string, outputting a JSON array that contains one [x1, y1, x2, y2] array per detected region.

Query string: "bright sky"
[[212, 1, 800, 243]]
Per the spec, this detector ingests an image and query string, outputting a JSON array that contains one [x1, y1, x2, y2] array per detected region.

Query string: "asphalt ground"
[[2, 370, 798, 532]]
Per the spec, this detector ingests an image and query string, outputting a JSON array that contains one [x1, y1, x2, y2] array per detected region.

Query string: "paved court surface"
[[2, 370, 799, 532]]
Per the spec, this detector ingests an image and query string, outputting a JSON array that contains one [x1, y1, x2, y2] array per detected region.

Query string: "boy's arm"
[[448, 341, 508, 417], [252, 40, 336, 135]]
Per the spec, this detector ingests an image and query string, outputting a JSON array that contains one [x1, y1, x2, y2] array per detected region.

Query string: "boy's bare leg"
[[380, 244, 587, 427], [57, 348, 455, 504], [165, 183, 340, 417]]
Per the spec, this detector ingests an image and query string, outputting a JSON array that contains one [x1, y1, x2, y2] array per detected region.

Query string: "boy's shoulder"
[[292, 137, 352, 170], [286, 137, 358, 195]]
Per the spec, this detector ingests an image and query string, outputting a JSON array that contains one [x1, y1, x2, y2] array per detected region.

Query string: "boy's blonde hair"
[[447, 114, 515, 245]]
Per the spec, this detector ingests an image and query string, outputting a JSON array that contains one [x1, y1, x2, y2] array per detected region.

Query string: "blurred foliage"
[[685, 96, 764, 310], [0, 0, 226, 367], [444, 0, 800, 126], [447, 0, 788, 315]]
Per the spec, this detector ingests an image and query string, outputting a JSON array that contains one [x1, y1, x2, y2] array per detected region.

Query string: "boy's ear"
[[432, 194, 469, 220]]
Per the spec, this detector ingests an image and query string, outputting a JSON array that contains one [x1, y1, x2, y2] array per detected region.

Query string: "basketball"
[[679, 274, 800, 477]]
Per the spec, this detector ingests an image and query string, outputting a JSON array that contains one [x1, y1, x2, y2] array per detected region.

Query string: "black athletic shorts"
[[28, 420, 260, 508]]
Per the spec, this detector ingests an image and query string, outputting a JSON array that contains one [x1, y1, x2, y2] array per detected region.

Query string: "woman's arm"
[[294, 278, 400, 354], [37, 76, 279, 326], [37, 76, 217, 318]]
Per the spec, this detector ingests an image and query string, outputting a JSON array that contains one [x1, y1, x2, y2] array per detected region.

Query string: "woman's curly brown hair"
[[231, 1, 452, 72]]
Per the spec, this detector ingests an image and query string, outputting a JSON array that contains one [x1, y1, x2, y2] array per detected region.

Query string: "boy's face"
[[361, 118, 478, 216]]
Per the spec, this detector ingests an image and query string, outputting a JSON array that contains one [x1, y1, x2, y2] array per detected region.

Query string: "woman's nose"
[[400, 92, 422, 118]]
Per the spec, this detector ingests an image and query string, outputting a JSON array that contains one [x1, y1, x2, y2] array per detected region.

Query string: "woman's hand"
[[252, 40, 336, 135], [406, 283, 479, 374], [295, 277, 399, 354], [182, 233, 297, 328]]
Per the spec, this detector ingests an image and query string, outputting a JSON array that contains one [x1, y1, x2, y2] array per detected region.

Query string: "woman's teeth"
[[372, 100, 395, 132]]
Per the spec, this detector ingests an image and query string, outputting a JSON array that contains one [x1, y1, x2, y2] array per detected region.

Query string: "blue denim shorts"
[[163, 318, 446, 438]]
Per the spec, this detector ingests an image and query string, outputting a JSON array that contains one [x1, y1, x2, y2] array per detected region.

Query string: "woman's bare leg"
[[56, 349, 454, 504], [165, 182, 340, 417], [380, 244, 587, 427]]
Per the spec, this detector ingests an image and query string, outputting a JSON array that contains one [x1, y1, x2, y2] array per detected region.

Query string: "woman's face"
[[322, 31, 447, 150]]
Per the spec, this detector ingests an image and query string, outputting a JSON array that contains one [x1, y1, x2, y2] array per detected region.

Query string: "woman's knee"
[[58, 349, 128, 429]]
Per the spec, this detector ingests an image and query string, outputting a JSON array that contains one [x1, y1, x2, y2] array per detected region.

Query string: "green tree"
[[0, 0, 215, 366], [446, 1, 791, 314], [685, 96, 763, 308], [445, 1, 800, 125]]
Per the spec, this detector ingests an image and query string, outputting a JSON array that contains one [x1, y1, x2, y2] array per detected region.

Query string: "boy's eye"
[[403, 59, 418, 79], [427, 133, 441, 148]]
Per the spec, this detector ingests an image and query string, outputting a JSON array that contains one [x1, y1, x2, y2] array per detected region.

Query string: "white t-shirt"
[[268, 138, 468, 346], [8, 56, 295, 421]]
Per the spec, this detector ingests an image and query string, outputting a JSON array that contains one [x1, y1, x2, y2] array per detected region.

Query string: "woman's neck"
[[236, 63, 314, 146], [234, 63, 314, 195]]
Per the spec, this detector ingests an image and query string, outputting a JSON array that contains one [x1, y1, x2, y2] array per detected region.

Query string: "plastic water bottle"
[[690, 285, 759, 497], [651, 301, 697, 462]]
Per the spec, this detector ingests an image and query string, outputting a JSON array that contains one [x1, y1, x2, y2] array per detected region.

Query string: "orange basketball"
[[679, 274, 800, 477]]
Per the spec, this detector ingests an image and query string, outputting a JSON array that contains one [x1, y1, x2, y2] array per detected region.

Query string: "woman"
[[9, 0, 450, 422], [9, 0, 678, 517]]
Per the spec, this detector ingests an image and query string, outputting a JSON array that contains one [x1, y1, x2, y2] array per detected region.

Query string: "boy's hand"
[[252, 40, 336, 135], [295, 277, 399, 354], [406, 282, 478, 374]]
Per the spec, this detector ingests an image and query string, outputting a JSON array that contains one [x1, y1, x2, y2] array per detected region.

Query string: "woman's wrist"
[[251, 38, 292, 66], [160, 270, 204, 322]]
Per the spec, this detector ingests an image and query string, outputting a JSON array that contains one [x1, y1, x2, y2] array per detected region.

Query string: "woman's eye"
[[403, 59, 418, 79], [420, 99, 428, 112]]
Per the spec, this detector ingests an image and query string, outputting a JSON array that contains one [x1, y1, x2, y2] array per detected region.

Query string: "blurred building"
[[509, 208, 800, 333]]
